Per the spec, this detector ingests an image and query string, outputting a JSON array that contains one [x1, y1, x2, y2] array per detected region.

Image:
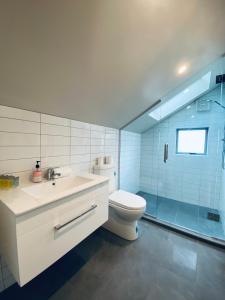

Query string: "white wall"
[[140, 86, 225, 209], [120, 131, 141, 193], [0, 104, 119, 292]]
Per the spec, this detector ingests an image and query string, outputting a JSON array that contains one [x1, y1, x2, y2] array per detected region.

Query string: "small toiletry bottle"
[[0, 175, 10, 190], [32, 161, 42, 183]]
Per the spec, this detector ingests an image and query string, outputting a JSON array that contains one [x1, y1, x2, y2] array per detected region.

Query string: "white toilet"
[[93, 161, 146, 241]]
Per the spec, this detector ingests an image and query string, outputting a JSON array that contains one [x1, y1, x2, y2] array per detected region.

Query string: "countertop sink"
[[22, 176, 93, 199], [0, 172, 108, 216]]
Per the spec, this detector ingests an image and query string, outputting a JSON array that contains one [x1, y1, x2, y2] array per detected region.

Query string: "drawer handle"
[[54, 204, 97, 231]]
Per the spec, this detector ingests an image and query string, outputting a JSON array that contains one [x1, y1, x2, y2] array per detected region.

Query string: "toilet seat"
[[109, 190, 146, 211]]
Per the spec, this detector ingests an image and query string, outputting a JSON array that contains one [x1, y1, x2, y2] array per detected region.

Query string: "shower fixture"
[[207, 100, 225, 110], [213, 101, 225, 110]]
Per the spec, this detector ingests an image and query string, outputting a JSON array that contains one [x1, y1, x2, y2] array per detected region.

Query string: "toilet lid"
[[109, 190, 146, 210]]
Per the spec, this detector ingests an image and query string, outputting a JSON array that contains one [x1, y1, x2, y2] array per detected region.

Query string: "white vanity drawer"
[[15, 183, 108, 286], [17, 197, 108, 286], [17, 182, 108, 236]]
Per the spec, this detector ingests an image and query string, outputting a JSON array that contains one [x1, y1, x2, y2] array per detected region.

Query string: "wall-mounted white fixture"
[[93, 158, 146, 241], [0, 171, 109, 286]]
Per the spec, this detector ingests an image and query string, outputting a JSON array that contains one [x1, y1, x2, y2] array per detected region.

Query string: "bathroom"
[[0, 1, 225, 300]]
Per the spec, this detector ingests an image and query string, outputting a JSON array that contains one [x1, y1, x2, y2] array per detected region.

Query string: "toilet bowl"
[[93, 159, 146, 240], [103, 190, 146, 240]]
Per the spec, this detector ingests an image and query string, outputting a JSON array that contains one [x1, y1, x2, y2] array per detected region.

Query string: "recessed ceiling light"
[[177, 64, 189, 75]]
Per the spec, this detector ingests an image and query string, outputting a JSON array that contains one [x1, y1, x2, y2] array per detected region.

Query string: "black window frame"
[[176, 127, 209, 155]]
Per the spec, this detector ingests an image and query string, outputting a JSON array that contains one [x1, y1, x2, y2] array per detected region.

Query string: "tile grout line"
[[0, 116, 40, 124], [0, 130, 40, 135]]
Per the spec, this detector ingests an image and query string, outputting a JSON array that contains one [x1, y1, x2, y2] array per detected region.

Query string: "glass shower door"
[[154, 113, 181, 225], [152, 78, 225, 242]]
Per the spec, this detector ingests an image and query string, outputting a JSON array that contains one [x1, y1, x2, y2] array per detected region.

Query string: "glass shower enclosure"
[[120, 57, 225, 244]]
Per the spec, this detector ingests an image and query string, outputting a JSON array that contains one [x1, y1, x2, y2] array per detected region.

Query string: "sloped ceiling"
[[0, 0, 225, 128], [124, 57, 225, 133]]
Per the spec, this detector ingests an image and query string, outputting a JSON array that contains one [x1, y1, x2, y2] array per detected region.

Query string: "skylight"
[[148, 71, 211, 121]]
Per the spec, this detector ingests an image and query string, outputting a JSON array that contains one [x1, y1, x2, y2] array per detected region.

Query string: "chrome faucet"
[[47, 168, 61, 180]]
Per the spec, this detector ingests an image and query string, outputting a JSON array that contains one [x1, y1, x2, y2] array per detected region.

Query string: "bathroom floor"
[[1, 220, 225, 300], [137, 191, 225, 240]]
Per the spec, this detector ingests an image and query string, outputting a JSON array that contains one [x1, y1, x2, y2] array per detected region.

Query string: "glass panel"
[[119, 56, 225, 245]]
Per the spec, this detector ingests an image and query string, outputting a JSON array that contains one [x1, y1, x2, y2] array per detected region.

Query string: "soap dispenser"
[[32, 161, 42, 183]]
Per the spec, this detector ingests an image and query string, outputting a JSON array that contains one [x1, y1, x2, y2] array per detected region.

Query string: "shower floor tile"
[[137, 191, 225, 241]]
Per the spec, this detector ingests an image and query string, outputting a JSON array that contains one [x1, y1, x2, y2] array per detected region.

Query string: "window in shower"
[[176, 127, 208, 155]]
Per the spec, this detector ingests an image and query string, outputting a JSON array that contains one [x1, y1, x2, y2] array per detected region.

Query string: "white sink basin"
[[22, 176, 93, 200]]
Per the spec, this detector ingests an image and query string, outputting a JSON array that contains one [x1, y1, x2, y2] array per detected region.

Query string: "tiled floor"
[[138, 191, 225, 240], [1, 220, 225, 300]]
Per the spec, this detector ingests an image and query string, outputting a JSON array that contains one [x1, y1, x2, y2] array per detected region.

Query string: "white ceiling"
[[0, 0, 225, 129]]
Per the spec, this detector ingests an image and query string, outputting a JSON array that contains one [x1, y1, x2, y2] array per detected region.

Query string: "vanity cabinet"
[[0, 182, 108, 286]]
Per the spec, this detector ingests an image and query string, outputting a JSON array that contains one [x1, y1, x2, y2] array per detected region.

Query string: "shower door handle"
[[164, 144, 166, 163], [222, 151, 225, 169], [166, 144, 169, 162], [164, 144, 168, 163]]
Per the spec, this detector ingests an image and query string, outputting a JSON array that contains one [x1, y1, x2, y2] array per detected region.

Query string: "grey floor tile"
[[1, 221, 225, 300]]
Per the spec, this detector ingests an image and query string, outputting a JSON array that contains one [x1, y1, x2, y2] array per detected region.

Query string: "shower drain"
[[207, 212, 220, 222]]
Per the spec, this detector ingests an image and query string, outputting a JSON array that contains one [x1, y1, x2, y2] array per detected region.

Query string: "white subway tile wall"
[[140, 86, 225, 209], [120, 131, 141, 194], [0, 105, 119, 292]]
